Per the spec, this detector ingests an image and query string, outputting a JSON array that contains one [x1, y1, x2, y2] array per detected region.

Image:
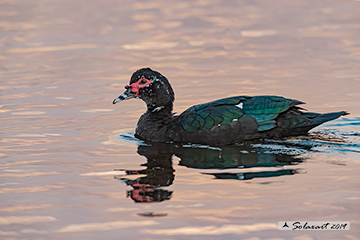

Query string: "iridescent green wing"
[[177, 96, 249, 133], [178, 95, 300, 133], [241, 96, 296, 131]]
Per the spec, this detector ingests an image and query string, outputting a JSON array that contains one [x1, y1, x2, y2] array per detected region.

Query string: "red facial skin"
[[126, 78, 152, 97]]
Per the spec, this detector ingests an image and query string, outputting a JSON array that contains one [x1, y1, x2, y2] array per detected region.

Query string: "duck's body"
[[113, 68, 348, 146]]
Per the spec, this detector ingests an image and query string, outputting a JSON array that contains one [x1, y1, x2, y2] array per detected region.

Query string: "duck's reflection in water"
[[115, 144, 174, 203], [115, 142, 304, 203]]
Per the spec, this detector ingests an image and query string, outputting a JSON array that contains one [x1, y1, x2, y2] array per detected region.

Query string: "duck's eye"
[[140, 79, 148, 85]]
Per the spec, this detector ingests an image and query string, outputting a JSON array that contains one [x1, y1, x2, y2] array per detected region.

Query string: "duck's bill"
[[113, 91, 137, 104]]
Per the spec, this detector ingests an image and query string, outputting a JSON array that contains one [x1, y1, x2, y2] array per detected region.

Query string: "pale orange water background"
[[1, 0, 360, 239]]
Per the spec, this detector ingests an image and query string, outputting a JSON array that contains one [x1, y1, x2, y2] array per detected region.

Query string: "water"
[[1, 0, 360, 239]]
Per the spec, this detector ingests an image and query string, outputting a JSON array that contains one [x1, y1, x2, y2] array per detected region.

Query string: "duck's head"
[[113, 68, 175, 112]]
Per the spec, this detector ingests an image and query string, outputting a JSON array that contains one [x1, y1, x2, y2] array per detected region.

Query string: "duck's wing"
[[176, 96, 304, 133]]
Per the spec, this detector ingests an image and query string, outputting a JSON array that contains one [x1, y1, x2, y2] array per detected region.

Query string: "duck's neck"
[[147, 102, 173, 117], [135, 103, 174, 142]]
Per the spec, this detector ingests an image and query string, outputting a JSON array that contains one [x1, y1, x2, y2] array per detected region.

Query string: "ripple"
[[55, 97, 73, 100], [80, 171, 120, 176], [117, 131, 146, 145], [57, 220, 159, 233], [0, 216, 57, 225], [241, 30, 278, 37], [11, 111, 45, 115], [141, 223, 277, 235], [14, 133, 61, 137], [122, 42, 178, 50], [81, 109, 114, 113], [7, 44, 98, 53]]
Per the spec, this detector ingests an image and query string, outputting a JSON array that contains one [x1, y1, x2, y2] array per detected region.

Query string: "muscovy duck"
[[113, 68, 348, 146]]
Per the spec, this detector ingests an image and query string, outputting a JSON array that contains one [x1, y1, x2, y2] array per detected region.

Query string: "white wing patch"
[[235, 102, 243, 109]]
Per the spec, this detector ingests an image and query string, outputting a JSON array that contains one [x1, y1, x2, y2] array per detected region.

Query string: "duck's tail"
[[307, 111, 349, 127]]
